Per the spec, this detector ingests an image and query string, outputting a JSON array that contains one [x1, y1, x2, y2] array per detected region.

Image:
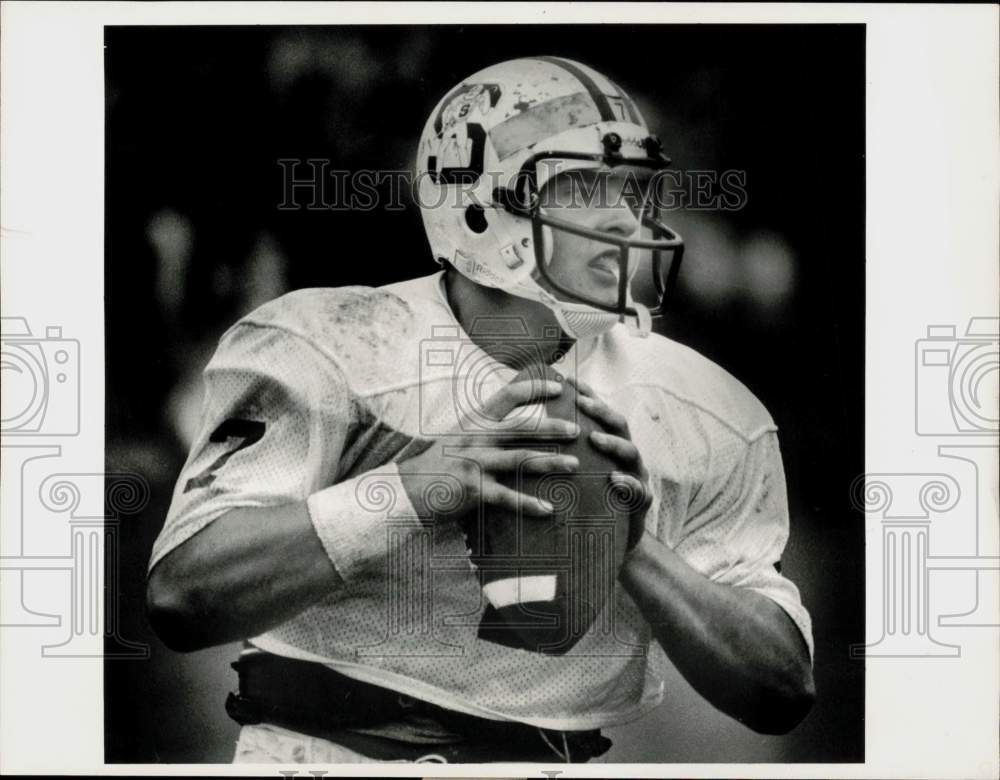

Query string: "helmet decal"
[[428, 83, 502, 185], [433, 83, 502, 137], [607, 78, 642, 124], [490, 92, 602, 160], [428, 122, 488, 185]]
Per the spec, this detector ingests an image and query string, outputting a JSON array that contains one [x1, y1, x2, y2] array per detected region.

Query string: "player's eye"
[[541, 170, 599, 209]]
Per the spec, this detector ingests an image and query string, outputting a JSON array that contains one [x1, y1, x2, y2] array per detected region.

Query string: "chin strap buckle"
[[626, 303, 653, 338]]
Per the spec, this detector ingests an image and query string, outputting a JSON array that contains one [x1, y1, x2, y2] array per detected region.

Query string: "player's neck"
[[444, 267, 573, 371]]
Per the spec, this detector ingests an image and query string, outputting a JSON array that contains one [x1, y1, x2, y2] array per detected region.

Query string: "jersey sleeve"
[[148, 321, 352, 572], [153, 313, 429, 594], [673, 431, 814, 660]]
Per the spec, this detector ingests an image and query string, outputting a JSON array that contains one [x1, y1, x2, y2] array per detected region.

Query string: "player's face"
[[537, 167, 651, 307]]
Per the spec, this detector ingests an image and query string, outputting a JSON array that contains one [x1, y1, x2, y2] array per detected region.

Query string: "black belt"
[[225, 648, 611, 763]]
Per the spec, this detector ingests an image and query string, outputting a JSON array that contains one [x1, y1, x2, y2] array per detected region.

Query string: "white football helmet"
[[416, 56, 684, 339]]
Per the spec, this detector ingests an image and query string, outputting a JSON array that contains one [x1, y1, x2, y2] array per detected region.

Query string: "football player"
[[147, 56, 815, 764]]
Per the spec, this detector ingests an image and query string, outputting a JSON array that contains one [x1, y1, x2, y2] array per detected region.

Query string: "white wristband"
[[306, 463, 420, 583]]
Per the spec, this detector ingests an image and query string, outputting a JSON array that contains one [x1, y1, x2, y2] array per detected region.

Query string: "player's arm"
[[619, 534, 815, 735], [148, 397, 575, 653], [578, 389, 815, 735], [147, 500, 337, 652], [145, 321, 358, 652], [146, 324, 574, 652]]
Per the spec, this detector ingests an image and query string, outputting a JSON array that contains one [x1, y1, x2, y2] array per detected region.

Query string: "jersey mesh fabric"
[[151, 271, 812, 732]]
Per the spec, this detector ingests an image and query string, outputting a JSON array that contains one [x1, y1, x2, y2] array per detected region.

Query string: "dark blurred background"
[[105, 25, 864, 763]]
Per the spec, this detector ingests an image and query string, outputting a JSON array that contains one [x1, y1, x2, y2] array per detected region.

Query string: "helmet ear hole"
[[465, 205, 489, 234]]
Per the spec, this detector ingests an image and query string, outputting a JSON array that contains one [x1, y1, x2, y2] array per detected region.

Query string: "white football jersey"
[[151, 270, 812, 731]]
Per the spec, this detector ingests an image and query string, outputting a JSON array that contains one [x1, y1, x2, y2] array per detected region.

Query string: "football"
[[464, 364, 631, 655]]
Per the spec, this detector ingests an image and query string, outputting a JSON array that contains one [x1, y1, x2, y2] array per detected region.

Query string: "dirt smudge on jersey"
[[324, 288, 413, 357]]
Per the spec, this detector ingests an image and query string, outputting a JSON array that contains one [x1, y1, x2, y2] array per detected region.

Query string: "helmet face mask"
[[416, 57, 685, 336], [502, 153, 685, 319]]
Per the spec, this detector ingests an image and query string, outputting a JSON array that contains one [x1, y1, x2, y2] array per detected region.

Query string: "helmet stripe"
[[535, 56, 615, 123]]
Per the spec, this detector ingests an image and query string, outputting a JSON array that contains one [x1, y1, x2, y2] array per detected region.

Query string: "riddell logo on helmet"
[[459, 255, 507, 286]]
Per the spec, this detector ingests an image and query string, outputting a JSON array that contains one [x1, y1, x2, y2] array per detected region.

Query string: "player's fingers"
[[501, 416, 580, 440], [590, 430, 641, 471], [483, 378, 563, 420], [564, 375, 598, 398], [581, 394, 630, 436], [577, 394, 631, 438], [474, 448, 579, 474], [610, 472, 653, 512], [482, 479, 555, 516]]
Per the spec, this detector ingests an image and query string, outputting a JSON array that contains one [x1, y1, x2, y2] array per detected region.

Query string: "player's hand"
[[570, 378, 652, 552], [396, 377, 580, 522]]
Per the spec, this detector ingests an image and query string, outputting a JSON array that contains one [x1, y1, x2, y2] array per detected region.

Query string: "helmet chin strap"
[[505, 272, 652, 341]]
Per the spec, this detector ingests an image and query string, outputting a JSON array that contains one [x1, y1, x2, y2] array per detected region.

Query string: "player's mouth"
[[587, 251, 621, 284]]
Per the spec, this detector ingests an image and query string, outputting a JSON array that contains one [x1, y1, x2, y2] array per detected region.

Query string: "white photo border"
[[1, 2, 997, 778]]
